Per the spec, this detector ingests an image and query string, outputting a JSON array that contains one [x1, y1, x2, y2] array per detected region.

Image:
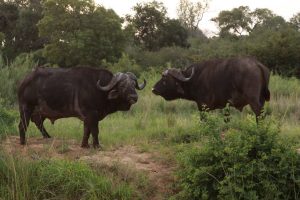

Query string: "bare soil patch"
[[1, 136, 176, 200]]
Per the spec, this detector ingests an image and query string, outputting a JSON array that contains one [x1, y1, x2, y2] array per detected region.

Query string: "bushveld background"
[[0, 0, 300, 199]]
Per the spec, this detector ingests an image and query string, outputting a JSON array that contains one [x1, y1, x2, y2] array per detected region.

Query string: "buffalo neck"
[[180, 66, 199, 101], [181, 81, 197, 101]]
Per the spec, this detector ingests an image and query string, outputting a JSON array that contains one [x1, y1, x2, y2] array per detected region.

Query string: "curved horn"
[[136, 79, 146, 90], [97, 73, 123, 91], [126, 72, 147, 90], [168, 67, 194, 82]]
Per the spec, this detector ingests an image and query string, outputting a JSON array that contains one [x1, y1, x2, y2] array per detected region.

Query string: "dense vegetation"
[[1, 55, 300, 199], [0, 0, 299, 76], [1, 0, 300, 199]]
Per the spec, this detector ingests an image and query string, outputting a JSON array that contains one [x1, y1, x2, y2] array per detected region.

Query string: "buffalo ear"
[[108, 89, 119, 99]]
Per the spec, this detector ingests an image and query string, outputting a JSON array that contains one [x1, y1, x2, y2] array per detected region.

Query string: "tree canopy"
[[126, 1, 189, 51], [38, 0, 125, 67], [0, 0, 45, 60], [0, 0, 299, 78]]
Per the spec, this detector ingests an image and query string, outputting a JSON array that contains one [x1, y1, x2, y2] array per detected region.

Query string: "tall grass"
[[0, 153, 132, 200]]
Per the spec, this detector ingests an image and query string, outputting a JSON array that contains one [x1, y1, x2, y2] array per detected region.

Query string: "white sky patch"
[[96, 0, 300, 36]]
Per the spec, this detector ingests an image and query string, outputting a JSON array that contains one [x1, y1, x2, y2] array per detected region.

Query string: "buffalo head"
[[97, 72, 146, 107], [152, 68, 194, 100]]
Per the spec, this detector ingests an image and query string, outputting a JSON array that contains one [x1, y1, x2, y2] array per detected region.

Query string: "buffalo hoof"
[[93, 143, 102, 150], [81, 143, 90, 148], [20, 141, 26, 145], [43, 135, 51, 139]]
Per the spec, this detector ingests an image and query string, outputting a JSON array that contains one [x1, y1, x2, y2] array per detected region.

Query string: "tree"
[[250, 8, 275, 29], [248, 26, 300, 76], [14, 0, 46, 55], [126, 1, 167, 51], [126, 1, 189, 51], [177, 0, 209, 31], [212, 6, 252, 37], [0, 0, 45, 61], [212, 7, 288, 38], [0, 2, 19, 59], [38, 0, 125, 67], [290, 12, 300, 31], [160, 19, 189, 48]]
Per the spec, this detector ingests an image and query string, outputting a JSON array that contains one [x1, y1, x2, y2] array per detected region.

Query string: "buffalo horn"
[[168, 67, 194, 82], [97, 72, 123, 91], [126, 72, 146, 90]]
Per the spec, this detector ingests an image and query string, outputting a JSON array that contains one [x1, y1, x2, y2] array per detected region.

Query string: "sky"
[[95, 0, 300, 36]]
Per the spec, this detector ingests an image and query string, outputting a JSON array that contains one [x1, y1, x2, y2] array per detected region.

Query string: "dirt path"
[[1, 136, 176, 200]]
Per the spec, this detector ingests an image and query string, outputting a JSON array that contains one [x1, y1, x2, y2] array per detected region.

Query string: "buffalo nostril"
[[152, 88, 158, 95]]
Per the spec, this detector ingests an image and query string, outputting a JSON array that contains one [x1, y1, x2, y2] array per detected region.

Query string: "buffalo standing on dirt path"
[[18, 66, 146, 148], [152, 57, 270, 120]]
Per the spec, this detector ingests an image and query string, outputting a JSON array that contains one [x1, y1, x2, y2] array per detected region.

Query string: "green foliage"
[[290, 12, 300, 31], [38, 0, 125, 67], [248, 26, 300, 76], [0, 53, 36, 106], [0, 105, 17, 137], [126, 1, 189, 51], [103, 53, 142, 75], [212, 6, 253, 37], [0, 156, 132, 200], [0, 0, 45, 61], [128, 46, 193, 69], [176, 115, 300, 199], [160, 19, 190, 48], [126, 1, 167, 51]]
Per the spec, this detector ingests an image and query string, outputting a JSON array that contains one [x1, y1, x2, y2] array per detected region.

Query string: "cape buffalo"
[[152, 57, 270, 120], [18, 66, 146, 148]]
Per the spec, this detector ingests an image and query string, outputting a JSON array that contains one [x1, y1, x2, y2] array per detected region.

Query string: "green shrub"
[[175, 115, 300, 200], [0, 104, 17, 137]]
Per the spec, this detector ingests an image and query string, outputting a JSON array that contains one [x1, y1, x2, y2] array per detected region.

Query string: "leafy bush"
[[175, 114, 300, 200]]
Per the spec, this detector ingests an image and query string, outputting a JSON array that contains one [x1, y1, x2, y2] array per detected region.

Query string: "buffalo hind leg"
[[223, 103, 231, 123], [81, 121, 91, 148], [18, 106, 33, 145], [249, 100, 264, 124], [31, 115, 51, 138], [91, 123, 100, 149]]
